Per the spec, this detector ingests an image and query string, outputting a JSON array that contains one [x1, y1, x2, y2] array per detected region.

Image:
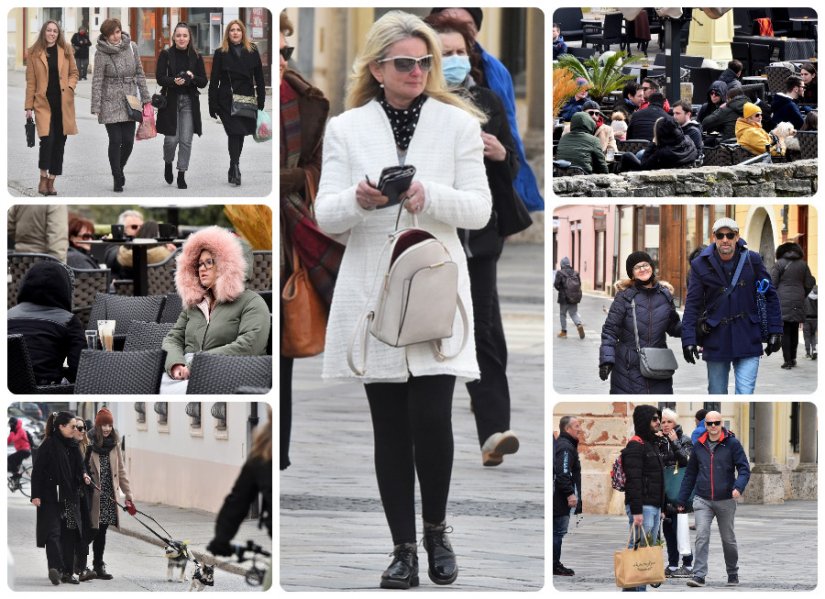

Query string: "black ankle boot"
[[380, 543, 419, 590], [423, 521, 458, 585], [233, 164, 242, 186], [228, 163, 234, 183], [93, 562, 113, 580], [165, 162, 174, 184], [113, 175, 123, 193], [177, 171, 187, 189]]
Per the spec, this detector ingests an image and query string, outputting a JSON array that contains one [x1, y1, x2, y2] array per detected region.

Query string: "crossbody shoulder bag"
[[630, 294, 679, 380], [696, 250, 748, 344]]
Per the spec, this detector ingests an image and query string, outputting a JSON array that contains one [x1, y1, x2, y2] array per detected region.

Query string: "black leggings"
[[92, 523, 109, 567], [280, 354, 293, 471], [105, 122, 137, 176], [782, 320, 800, 363], [228, 134, 245, 164], [364, 374, 456, 545]]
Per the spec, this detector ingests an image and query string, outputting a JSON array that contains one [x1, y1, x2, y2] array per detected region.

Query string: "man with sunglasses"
[[677, 411, 750, 587], [681, 217, 783, 394]]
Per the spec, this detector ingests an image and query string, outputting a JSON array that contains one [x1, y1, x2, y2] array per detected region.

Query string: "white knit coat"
[[315, 98, 492, 382]]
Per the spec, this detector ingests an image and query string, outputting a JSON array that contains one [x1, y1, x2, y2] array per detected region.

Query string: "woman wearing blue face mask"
[[425, 13, 523, 468]]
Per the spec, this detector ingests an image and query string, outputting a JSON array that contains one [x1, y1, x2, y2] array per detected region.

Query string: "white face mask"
[[442, 55, 471, 86]]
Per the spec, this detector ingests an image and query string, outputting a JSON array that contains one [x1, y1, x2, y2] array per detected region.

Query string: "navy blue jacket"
[[682, 239, 782, 360], [553, 431, 582, 516], [770, 93, 804, 130], [677, 428, 750, 504]]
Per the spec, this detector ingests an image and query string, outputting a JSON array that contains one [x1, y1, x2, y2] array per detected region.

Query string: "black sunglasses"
[[77, 233, 94, 240], [706, 420, 722, 427], [76, 426, 86, 432], [586, 110, 600, 116], [715, 231, 737, 240], [280, 46, 294, 61]]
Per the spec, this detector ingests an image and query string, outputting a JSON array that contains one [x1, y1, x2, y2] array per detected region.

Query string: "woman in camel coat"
[[25, 20, 79, 196]]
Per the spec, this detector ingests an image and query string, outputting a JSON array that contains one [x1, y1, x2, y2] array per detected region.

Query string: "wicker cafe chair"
[[160, 293, 183, 324], [7, 253, 61, 309], [73, 348, 165, 394], [7, 334, 74, 394], [617, 139, 650, 155], [147, 248, 180, 296], [186, 353, 272, 395], [123, 321, 175, 352], [71, 268, 109, 330], [796, 130, 817, 159], [701, 144, 733, 167], [88, 293, 166, 337], [765, 65, 795, 94], [249, 250, 273, 291]]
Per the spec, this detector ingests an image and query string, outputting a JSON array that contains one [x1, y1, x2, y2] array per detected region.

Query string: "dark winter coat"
[[639, 117, 698, 170], [698, 80, 728, 123], [208, 44, 266, 136], [678, 428, 750, 504], [599, 279, 682, 394], [552, 35, 568, 59], [770, 93, 805, 130], [553, 431, 582, 517], [90, 33, 151, 124], [32, 434, 85, 547], [771, 242, 816, 323], [213, 457, 272, 541], [560, 95, 588, 122], [682, 120, 704, 155], [7, 262, 85, 383], [555, 112, 608, 174], [612, 97, 640, 120], [717, 68, 742, 90], [701, 94, 749, 140], [67, 245, 99, 270], [155, 47, 208, 137], [804, 286, 818, 321], [656, 424, 693, 468], [627, 102, 669, 142], [458, 84, 518, 259], [71, 32, 92, 60], [682, 240, 783, 360], [554, 264, 581, 305], [623, 405, 666, 515]]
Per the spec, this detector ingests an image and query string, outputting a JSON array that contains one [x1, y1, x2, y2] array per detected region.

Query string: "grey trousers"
[[692, 496, 738, 578], [163, 95, 194, 172], [559, 302, 582, 331]]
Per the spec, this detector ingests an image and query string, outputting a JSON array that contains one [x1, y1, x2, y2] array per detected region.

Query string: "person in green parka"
[[161, 226, 270, 393], [555, 111, 609, 174]]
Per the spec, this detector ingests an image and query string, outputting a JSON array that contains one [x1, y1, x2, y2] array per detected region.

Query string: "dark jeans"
[[662, 515, 693, 568], [8, 449, 30, 474], [782, 321, 800, 363], [803, 319, 817, 354], [280, 354, 293, 471], [76, 57, 89, 79], [38, 110, 67, 175], [365, 374, 456, 545], [105, 121, 137, 177], [92, 523, 109, 567], [228, 134, 245, 164], [553, 514, 570, 566], [465, 255, 511, 446]]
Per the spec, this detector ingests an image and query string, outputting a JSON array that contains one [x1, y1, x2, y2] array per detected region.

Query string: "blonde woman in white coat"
[[315, 11, 491, 591]]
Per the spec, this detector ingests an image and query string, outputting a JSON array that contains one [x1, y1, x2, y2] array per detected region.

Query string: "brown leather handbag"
[[281, 248, 327, 358]]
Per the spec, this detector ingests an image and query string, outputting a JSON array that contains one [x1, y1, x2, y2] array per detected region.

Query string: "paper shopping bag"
[[614, 526, 666, 588]]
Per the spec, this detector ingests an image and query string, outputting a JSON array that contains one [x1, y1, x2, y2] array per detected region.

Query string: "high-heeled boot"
[[380, 543, 418, 589], [113, 174, 123, 193], [232, 163, 241, 186], [422, 521, 458, 585]]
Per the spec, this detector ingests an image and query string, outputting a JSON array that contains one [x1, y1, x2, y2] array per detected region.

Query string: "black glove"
[[206, 539, 233, 556], [765, 334, 782, 356], [683, 345, 700, 364], [599, 363, 613, 381]]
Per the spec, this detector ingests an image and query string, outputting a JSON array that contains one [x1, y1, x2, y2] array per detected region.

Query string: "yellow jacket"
[[735, 118, 783, 156]]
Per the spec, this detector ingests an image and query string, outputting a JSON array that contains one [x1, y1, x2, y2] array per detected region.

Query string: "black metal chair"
[[553, 7, 584, 42], [160, 293, 183, 324], [796, 131, 817, 159], [552, 160, 587, 178], [583, 13, 626, 53], [729, 144, 758, 164], [689, 67, 724, 104], [186, 353, 272, 395], [7, 334, 74, 394], [74, 349, 165, 394], [147, 249, 180, 296], [731, 42, 751, 76], [123, 321, 175, 352], [564, 46, 597, 61], [748, 44, 772, 76], [7, 253, 61, 309]]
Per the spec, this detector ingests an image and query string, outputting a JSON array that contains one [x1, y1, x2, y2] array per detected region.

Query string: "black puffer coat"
[[553, 431, 582, 517], [627, 102, 669, 142], [771, 242, 816, 323], [599, 279, 682, 394], [639, 116, 698, 170], [623, 405, 666, 515]]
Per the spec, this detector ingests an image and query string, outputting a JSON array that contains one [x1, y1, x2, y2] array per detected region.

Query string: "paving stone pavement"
[[280, 242, 545, 591], [553, 500, 817, 592]]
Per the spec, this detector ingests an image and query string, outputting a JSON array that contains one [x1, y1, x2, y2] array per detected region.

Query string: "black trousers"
[[39, 502, 66, 572], [465, 255, 511, 446], [8, 449, 30, 473], [228, 134, 245, 164], [280, 354, 293, 471], [38, 110, 67, 175], [92, 523, 109, 566], [105, 121, 137, 176], [365, 375, 456, 545], [61, 524, 80, 576], [782, 320, 800, 363]]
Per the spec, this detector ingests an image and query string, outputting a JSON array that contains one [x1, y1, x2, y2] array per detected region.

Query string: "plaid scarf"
[[280, 79, 301, 168]]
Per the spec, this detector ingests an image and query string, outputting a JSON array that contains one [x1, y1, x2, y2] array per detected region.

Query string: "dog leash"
[[89, 479, 176, 546]]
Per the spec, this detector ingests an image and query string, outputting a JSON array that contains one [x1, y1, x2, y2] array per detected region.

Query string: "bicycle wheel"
[[18, 466, 32, 498]]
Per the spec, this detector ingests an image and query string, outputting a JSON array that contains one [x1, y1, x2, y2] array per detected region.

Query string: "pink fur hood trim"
[[175, 227, 247, 308]]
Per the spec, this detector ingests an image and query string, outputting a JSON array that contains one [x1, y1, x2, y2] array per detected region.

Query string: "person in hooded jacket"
[[8, 417, 32, 481], [698, 80, 728, 123], [803, 285, 818, 360], [578, 100, 617, 157], [31, 411, 90, 585], [621, 405, 666, 592], [553, 415, 582, 577], [771, 241, 816, 369], [90, 18, 151, 193], [161, 226, 271, 393], [554, 257, 584, 339], [626, 92, 669, 142], [717, 60, 743, 91], [7, 261, 85, 384], [555, 112, 608, 174], [620, 116, 698, 172], [701, 87, 749, 141], [599, 251, 682, 394]]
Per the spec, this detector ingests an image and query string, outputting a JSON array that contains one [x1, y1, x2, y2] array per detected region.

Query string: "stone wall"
[[552, 159, 817, 197]]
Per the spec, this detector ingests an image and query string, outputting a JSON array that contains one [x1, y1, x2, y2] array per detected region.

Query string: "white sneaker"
[[481, 431, 520, 467]]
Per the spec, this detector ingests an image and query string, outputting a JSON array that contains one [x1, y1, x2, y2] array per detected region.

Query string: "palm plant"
[[555, 50, 641, 101]]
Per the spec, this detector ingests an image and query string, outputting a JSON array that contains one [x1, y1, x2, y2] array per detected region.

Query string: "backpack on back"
[[564, 270, 583, 304], [610, 435, 643, 492]]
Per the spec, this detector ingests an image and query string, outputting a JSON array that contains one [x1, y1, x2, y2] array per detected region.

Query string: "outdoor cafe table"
[[789, 17, 817, 39], [733, 35, 817, 62], [87, 239, 181, 296]]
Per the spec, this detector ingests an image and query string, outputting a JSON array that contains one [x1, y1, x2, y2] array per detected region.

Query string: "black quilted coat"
[[599, 279, 682, 394], [770, 242, 816, 323]]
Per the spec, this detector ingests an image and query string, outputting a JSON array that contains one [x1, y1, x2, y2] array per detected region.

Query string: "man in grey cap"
[[681, 217, 782, 393]]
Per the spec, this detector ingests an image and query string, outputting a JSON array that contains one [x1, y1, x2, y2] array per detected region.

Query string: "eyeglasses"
[[76, 233, 94, 240], [377, 55, 433, 73], [280, 46, 294, 61], [197, 258, 216, 270], [633, 263, 652, 271], [715, 231, 737, 240], [706, 421, 722, 427]]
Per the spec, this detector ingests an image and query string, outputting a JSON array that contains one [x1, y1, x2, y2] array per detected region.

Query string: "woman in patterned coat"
[[85, 408, 134, 581]]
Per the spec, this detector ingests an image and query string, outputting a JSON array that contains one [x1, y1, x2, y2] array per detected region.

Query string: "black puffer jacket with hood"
[[7, 262, 85, 383], [771, 242, 816, 323], [639, 116, 698, 170], [622, 405, 666, 515], [698, 80, 728, 123]]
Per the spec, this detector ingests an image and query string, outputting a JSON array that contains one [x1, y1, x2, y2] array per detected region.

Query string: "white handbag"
[[347, 202, 468, 376]]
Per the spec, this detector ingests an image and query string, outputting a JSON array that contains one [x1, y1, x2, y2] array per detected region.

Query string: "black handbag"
[[228, 71, 257, 120], [25, 117, 36, 148], [497, 187, 533, 237]]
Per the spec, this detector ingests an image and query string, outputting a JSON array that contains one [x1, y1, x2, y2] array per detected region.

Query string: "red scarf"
[[280, 79, 301, 169]]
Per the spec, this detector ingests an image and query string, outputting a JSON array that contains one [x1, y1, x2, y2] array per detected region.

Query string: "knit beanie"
[[743, 102, 761, 119], [626, 251, 654, 279], [95, 407, 114, 427]]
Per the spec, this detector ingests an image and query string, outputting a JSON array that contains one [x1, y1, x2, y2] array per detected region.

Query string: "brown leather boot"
[[46, 177, 57, 196], [38, 175, 49, 195]]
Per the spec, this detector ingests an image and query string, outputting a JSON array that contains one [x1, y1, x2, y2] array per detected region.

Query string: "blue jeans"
[[623, 505, 661, 592], [706, 356, 760, 394], [553, 515, 570, 566]]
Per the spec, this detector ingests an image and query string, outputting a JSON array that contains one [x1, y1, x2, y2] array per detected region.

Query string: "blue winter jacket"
[[682, 239, 782, 360], [677, 428, 750, 504], [770, 93, 804, 130]]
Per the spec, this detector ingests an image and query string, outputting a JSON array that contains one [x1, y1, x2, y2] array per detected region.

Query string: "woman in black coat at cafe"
[[208, 19, 266, 187], [620, 116, 698, 172], [155, 22, 207, 190]]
